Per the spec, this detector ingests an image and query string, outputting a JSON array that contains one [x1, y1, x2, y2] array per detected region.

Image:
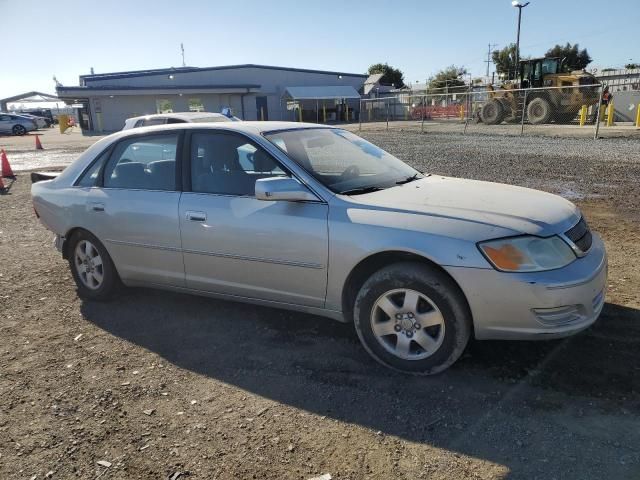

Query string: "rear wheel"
[[480, 100, 505, 125], [68, 230, 120, 301], [527, 97, 553, 124], [353, 262, 472, 375], [12, 124, 26, 136]]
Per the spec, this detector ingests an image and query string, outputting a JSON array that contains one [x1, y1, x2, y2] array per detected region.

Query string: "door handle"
[[186, 210, 207, 222], [90, 202, 105, 212]]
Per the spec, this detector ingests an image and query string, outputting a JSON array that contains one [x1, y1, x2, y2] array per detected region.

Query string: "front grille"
[[565, 217, 593, 253]]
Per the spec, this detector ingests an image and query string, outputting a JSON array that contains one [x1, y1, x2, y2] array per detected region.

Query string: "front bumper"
[[447, 232, 608, 340]]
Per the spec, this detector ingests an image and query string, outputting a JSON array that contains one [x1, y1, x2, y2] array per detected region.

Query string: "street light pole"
[[512, 1, 530, 79]]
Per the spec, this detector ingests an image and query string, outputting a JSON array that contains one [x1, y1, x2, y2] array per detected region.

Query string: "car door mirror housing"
[[255, 177, 319, 202]]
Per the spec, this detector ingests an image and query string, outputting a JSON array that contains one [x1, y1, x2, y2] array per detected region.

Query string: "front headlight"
[[478, 235, 576, 272]]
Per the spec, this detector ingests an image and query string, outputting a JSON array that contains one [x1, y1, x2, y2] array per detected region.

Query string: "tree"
[[367, 63, 405, 88], [625, 63, 640, 69], [545, 43, 592, 71], [427, 65, 468, 92], [492, 44, 517, 78]]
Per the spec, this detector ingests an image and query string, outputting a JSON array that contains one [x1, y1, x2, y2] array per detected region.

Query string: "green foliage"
[[367, 63, 405, 88], [545, 43, 592, 71], [492, 44, 517, 78], [427, 65, 468, 92], [625, 63, 640, 69]]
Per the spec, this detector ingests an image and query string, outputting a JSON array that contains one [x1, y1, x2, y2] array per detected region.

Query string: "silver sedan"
[[31, 122, 607, 374]]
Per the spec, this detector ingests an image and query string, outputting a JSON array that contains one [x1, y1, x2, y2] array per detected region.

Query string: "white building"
[[56, 64, 367, 132]]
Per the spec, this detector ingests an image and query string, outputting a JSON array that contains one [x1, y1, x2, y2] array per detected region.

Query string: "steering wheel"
[[341, 165, 360, 179]]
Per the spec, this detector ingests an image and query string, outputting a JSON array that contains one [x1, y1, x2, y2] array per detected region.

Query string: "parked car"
[[31, 122, 607, 374], [0, 113, 38, 135], [19, 108, 54, 126], [122, 111, 240, 130], [17, 113, 49, 129]]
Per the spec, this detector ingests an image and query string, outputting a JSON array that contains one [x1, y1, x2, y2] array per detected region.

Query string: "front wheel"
[[12, 124, 27, 136], [68, 230, 120, 301], [353, 262, 472, 375]]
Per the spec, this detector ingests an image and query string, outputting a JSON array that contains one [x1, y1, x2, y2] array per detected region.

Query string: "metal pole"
[[464, 90, 471, 134], [515, 7, 522, 74], [359, 98, 362, 131], [316, 99, 319, 123], [594, 84, 605, 140], [421, 95, 425, 133], [520, 89, 528, 135], [386, 100, 389, 130]]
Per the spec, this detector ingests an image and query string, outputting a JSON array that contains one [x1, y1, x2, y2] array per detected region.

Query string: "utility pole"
[[485, 43, 498, 77], [512, 1, 530, 78], [180, 43, 186, 67]]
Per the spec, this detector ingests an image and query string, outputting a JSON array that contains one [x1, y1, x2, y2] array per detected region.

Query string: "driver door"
[[178, 130, 329, 307]]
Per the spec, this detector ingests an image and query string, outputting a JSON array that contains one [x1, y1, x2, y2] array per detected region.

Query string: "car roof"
[[115, 121, 335, 138], [127, 111, 231, 122]]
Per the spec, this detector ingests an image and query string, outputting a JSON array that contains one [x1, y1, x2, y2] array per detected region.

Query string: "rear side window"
[[103, 134, 178, 191], [141, 117, 166, 127], [76, 149, 110, 187], [166, 117, 187, 124]]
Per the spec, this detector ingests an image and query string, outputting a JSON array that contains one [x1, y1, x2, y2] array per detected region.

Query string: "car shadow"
[[80, 290, 640, 477]]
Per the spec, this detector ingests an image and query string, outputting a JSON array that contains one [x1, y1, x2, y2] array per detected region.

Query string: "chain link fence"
[[355, 83, 631, 139]]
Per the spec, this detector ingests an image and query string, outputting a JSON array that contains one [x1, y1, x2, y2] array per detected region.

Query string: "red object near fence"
[[411, 104, 464, 120]]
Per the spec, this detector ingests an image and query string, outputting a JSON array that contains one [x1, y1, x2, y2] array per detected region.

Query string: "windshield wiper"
[[339, 186, 385, 195], [395, 173, 422, 185]]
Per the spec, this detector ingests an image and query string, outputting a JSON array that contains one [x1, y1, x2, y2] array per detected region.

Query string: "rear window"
[[190, 116, 229, 123]]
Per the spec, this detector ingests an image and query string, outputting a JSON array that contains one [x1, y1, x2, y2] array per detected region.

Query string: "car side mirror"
[[255, 177, 319, 202]]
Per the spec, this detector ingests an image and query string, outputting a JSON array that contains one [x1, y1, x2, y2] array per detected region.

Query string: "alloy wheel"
[[74, 240, 104, 290], [370, 288, 445, 360]]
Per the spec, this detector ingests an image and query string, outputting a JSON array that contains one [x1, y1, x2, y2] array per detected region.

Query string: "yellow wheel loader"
[[480, 57, 599, 125]]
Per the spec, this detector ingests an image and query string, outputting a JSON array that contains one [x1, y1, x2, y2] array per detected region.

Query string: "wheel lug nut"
[[395, 314, 402, 320], [394, 324, 402, 332], [414, 323, 421, 330], [406, 331, 413, 338]]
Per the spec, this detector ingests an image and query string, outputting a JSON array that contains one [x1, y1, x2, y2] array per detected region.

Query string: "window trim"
[[98, 131, 184, 192], [183, 129, 294, 198]]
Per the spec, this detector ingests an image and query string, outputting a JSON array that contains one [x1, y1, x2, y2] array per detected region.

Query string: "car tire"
[[12, 124, 27, 136], [68, 230, 120, 301], [353, 262, 472, 375]]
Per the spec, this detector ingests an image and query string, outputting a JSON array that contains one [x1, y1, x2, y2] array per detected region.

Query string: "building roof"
[[80, 64, 368, 82], [58, 84, 260, 92], [56, 84, 261, 98], [284, 85, 361, 100]]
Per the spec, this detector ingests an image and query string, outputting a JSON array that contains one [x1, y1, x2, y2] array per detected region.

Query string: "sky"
[[1, 0, 638, 100]]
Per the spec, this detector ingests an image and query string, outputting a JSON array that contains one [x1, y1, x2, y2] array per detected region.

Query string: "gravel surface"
[[1, 132, 640, 479], [353, 129, 640, 214]]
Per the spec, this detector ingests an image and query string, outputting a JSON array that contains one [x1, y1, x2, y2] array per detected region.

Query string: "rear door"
[[83, 132, 185, 287], [179, 130, 329, 307]]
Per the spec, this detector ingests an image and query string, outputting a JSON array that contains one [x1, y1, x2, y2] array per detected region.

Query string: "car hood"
[[340, 176, 581, 241]]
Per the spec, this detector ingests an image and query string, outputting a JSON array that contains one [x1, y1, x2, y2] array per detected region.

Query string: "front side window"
[[264, 128, 420, 194], [190, 132, 287, 196], [103, 134, 178, 190]]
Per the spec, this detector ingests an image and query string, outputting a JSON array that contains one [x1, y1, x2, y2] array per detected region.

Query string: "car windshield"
[[263, 128, 422, 194]]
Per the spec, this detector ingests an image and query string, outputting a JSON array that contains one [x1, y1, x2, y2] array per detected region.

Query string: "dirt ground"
[[1, 135, 640, 479]]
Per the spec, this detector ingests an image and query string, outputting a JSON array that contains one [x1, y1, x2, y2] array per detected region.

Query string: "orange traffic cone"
[[35, 135, 44, 150], [1, 149, 16, 179]]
